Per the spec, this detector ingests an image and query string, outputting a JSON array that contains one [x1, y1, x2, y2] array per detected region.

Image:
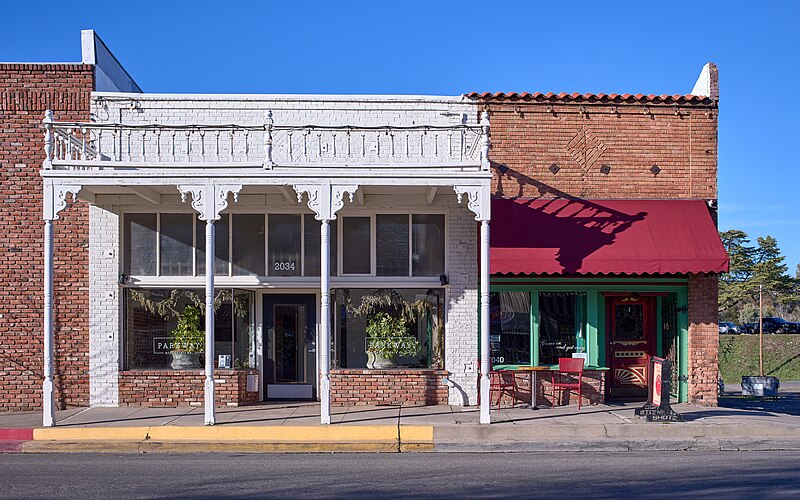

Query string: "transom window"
[[124, 212, 444, 278]]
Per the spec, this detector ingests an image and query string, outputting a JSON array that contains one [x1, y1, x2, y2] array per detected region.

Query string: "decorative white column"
[[178, 183, 241, 426], [41, 181, 81, 427], [479, 219, 491, 424], [204, 220, 216, 424], [455, 183, 492, 424], [319, 219, 331, 424], [294, 183, 357, 425]]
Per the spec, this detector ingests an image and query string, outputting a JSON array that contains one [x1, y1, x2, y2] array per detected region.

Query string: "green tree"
[[751, 236, 794, 306], [719, 230, 755, 314]]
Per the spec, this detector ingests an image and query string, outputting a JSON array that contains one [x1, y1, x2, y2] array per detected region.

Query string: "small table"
[[516, 365, 552, 410]]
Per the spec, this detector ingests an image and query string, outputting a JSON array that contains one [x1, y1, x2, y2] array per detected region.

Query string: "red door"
[[607, 296, 656, 399]]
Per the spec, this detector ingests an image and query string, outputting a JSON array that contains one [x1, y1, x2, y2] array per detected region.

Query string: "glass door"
[[263, 294, 317, 399]]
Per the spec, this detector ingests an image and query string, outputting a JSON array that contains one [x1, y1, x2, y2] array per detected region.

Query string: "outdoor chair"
[[551, 357, 585, 410], [489, 369, 517, 409]]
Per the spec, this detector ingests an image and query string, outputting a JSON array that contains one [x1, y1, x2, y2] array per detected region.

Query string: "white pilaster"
[[293, 182, 358, 425], [42, 182, 81, 427], [454, 183, 492, 424], [177, 183, 241, 426]]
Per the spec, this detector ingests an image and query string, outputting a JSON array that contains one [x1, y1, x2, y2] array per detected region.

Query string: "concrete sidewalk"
[[3, 387, 800, 452]]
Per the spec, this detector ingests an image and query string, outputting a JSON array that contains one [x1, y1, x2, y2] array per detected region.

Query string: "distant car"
[[744, 317, 799, 334], [718, 321, 740, 334]]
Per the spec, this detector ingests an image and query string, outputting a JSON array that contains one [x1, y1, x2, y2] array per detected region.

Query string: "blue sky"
[[3, 1, 799, 271]]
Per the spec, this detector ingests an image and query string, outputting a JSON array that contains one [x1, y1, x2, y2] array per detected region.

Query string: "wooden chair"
[[490, 370, 517, 409], [551, 358, 585, 410]]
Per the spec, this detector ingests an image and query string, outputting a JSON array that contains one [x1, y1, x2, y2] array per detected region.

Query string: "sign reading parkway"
[[153, 337, 204, 355]]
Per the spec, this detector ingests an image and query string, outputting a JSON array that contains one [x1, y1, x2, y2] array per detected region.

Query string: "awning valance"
[[491, 198, 729, 275]]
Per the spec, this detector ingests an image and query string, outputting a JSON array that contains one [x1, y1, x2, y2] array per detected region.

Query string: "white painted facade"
[[42, 92, 493, 425]]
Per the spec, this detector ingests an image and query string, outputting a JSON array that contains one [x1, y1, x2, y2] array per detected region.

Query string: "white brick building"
[[40, 31, 494, 426]]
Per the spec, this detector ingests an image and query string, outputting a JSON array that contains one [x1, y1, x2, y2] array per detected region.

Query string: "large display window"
[[123, 288, 255, 370]]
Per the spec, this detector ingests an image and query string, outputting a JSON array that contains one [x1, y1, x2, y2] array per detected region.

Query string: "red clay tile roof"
[[465, 92, 713, 104]]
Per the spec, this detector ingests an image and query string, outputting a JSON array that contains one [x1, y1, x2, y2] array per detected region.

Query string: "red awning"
[[491, 199, 729, 275]]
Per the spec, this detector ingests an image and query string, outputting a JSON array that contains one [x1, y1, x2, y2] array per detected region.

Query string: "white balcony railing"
[[42, 110, 490, 171]]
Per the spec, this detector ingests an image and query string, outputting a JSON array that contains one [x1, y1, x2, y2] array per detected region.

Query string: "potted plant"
[[365, 311, 421, 369], [169, 304, 204, 369]]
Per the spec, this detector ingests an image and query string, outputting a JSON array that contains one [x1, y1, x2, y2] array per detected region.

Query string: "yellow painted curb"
[[34, 425, 435, 444], [34, 427, 149, 441]]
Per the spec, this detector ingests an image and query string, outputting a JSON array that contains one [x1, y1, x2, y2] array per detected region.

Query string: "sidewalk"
[[3, 385, 800, 453]]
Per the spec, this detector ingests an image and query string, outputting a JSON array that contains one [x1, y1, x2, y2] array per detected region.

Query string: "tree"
[[719, 230, 755, 314]]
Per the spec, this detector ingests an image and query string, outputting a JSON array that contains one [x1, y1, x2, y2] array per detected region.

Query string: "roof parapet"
[[690, 62, 719, 101], [81, 30, 141, 93]]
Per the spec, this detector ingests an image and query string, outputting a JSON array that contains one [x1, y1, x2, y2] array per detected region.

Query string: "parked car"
[[742, 317, 799, 334], [718, 321, 740, 334]]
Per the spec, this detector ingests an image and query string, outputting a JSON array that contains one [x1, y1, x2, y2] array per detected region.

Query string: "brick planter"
[[118, 369, 260, 407], [330, 369, 449, 406]]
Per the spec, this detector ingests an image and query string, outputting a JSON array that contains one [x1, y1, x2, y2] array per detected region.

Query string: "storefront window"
[[196, 214, 230, 276], [333, 288, 444, 369], [124, 213, 157, 276], [489, 291, 531, 366], [268, 214, 301, 276], [304, 215, 337, 276], [376, 215, 409, 276], [538, 292, 586, 365], [123, 288, 255, 370], [232, 214, 265, 276], [159, 213, 194, 276], [342, 217, 371, 274], [412, 214, 445, 276]]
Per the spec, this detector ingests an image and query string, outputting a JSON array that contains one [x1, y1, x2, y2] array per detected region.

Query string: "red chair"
[[490, 370, 517, 409], [551, 358, 585, 410]]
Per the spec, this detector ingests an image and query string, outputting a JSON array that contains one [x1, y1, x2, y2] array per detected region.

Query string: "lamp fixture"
[[439, 274, 449, 286], [118, 274, 128, 285]]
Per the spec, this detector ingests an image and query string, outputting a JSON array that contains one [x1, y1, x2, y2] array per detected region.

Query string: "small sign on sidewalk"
[[634, 356, 683, 422]]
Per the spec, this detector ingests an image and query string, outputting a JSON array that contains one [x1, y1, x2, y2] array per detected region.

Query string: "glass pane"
[[489, 291, 531, 366], [268, 214, 301, 277], [334, 288, 439, 369], [124, 288, 205, 370], [233, 290, 256, 368], [304, 215, 337, 276], [124, 213, 157, 276], [159, 214, 194, 276], [274, 304, 306, 382], [342, 217, 371, 274], [196, 214, 230, 276], [614, 304, 644, 340], [377, 215, 409, 276], [232, 214, 265, 276], [412, 214, 445, 276], [539, 292, 586, 365]]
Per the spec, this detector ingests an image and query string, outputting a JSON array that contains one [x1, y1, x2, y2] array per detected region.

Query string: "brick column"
[[688, 273, 719, 406]]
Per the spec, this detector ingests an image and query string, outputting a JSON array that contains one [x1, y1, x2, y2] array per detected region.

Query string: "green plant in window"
[[169, 305, 204, 353], [365, 312, 421, 358]]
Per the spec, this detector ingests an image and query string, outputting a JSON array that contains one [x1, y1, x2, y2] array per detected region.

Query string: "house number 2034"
[[274, 262, 296, 271]]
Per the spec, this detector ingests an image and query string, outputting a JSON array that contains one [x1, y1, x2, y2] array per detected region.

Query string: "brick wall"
[[688, 273, 719, 406], [0, 64, 94, 411], [330, 369, 449, 406], [478, 96, 718, 200], [118, 369, 259, 407]]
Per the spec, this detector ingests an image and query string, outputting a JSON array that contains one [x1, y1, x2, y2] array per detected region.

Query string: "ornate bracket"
[[43, 181, 81, 221], [293, 183, 359, 221], [454, 184, 491, 221], [177, 183, 242, 221]]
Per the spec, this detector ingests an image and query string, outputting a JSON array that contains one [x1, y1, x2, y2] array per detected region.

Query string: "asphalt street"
[[1, 451, 798, 499]]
